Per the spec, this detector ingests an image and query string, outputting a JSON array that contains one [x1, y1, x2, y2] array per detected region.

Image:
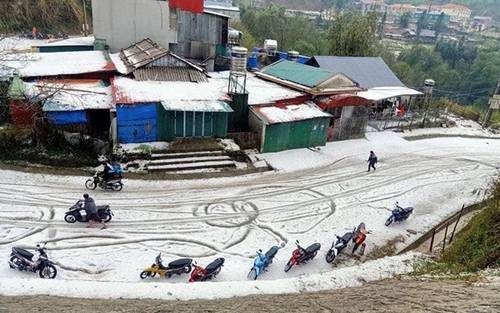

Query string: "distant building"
[[359, 0, 387, 15], [416, 3, 471, 26], [204, 0, 240, 20], [92, 0, 229, 71], [387, 4, 417, 16], [471, 16, 494, 32]]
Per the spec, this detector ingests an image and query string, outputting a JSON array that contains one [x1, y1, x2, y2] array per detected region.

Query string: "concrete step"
[[150, 150, 224, 160], [147, 160, 236, 172], [147, 155, 232, 166]]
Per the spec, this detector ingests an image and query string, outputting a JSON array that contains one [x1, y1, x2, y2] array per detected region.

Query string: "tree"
[[416, 10, 427, 43], [433, 12, 446, 38], [379, 9, 387, 39], [399, 12, 412, 28], [328, 12, 378, 56]]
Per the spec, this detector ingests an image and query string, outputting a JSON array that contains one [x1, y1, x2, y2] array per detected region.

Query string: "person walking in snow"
[[367, 151, 377, 172]]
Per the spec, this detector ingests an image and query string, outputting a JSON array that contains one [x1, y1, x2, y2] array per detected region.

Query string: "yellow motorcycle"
[[140, 254, 193, 279]]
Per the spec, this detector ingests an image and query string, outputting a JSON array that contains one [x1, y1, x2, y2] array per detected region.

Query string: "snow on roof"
[[35, 36, 95, 47], [161, 100, 233, 112], [22, 79, 113, 111], [252, 102, 331, 124], [0, 51, 114, 78], [357, 87, 422, 101], [204, 4, 240, 12], [113, 76, 230, 104], [211, 72, 306, 105], [109, 52, 128, 75]]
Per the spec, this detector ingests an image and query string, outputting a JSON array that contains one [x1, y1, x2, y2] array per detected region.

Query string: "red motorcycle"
[[284, 240, 321, 272], [188, 258, 225, 282]]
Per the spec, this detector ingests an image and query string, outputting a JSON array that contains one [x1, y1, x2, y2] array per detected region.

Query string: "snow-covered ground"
[[0, 132, 499, 300]]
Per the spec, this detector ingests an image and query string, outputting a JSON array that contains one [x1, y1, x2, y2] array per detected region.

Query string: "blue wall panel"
[[46, 111, 87, 125], [116, 103, 158, 143]]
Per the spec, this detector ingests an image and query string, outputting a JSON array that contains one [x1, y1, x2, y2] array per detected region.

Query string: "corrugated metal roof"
[[119, 38, 169, 74], [308, 56, 404, 88], [252, 102, 331, 125], [133, 67, 208, 82], [260, 60, 334, 88], [161, 100, 233, 112]]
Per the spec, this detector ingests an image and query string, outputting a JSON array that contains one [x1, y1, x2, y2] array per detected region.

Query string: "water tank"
[[231, 46, 248, 73], [228, 29, 241, 45], [288, 50, 299, 62], [264, 39, 278, 54], [247, 53, 258, 71]]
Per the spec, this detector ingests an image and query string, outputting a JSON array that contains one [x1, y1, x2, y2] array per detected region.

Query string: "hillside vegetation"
[[0, 0, 88, 34]]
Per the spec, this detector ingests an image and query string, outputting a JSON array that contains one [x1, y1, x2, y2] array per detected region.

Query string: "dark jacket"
[[84, 197, 97, 214], [368, 152, 378, 163]]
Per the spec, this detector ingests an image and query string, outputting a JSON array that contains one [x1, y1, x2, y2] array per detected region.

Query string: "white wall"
[[92, 0, 177, 52]]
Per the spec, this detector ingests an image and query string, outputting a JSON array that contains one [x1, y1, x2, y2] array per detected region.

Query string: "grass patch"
[[417, 177, 500, 275]]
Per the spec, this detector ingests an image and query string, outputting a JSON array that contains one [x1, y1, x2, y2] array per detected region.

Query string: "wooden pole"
[[429, 228, 436, 252], [442, 222, 449, 252], [449, 204, 465, 244], [82, 0, 88, 36]]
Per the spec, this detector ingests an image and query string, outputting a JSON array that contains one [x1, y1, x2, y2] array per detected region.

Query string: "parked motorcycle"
[[64, 200, 113, 224], [189, 258, 225, 282], [325, 230, 354, 264], [247, 246, 279, 280], [352, 222, 368, 255], [85, 171, 123, 192], [8, 244, 57, 279], [385, 203, 414, 226], [284, 241, 321, 272], [140, 254, 192, 279]]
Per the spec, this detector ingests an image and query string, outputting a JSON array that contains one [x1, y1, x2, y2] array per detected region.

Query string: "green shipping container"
[[262, 118, 329, 153]]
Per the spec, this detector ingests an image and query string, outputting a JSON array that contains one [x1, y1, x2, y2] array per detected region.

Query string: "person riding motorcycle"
[[98, 158, 122, 183], [83, 194, 106, 228]]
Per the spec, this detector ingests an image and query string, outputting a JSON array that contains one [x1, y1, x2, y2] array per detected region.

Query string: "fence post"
[[442, 222, 449, 252], [449, 204, 465, 244], [429, 228, 436, 252]]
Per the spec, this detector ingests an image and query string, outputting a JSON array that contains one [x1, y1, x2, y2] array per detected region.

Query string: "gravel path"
[[1, 277, 499, 313]]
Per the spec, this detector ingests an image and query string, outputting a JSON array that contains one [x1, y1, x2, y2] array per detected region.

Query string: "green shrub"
[[435, 98, 481, 122]]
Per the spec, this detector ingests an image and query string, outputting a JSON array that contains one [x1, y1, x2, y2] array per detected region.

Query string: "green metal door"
[[288, 120, 311, 150], [185, 112, 194, 137], [174, 111, 184, 137], [194, 112, 204, 137], [204, 112, 214, 136]]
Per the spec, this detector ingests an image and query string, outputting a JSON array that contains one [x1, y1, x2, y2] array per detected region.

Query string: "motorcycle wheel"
[[64, 214, 77, 223], [140, 271, 150, 279], [325, 251, 336, 263], [9, 256, 22, 269], [385, 216, 394, 226], [85, 179, 97, 190], [184, 265, 192, 273], [112, 182, 123, 192], [284, 261, 293, 272], [39, 264, 57, 279], [101, 213, 112, 223], [247, 268, 258, 280]]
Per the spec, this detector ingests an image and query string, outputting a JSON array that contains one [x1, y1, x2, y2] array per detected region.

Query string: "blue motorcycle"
[[385, 204, 414, 226], [247, 246, 279, 280]]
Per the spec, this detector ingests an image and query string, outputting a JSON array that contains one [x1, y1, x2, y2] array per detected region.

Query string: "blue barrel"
[[278, 51, 288, 60], [247, 54, 258, 71]]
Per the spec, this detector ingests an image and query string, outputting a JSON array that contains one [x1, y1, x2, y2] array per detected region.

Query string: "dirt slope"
[[1, 277, 499, 313]]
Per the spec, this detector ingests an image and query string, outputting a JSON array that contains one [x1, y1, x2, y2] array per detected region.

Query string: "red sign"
[[169, 0, 203, 14]]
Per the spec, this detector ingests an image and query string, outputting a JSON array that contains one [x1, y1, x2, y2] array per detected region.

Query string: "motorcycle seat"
[[96, 205, 109, 211], [12, 247, 34, 260], [168, 258, 192, 269], [265, 246, 279, 259], [305, 243, 321, 254], [205, 257, 225, 273]]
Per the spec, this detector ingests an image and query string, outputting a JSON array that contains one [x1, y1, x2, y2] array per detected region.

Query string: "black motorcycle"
[[85, 171, 123, 192], [325, 230, 355, 264], [64, 201, 113, 224], [8, 244, 57, 279]]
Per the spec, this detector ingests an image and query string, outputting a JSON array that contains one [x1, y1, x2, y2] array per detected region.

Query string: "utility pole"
[[422, 78, 435, 128], [82, 0, 88, 36], [483, 82, 500, 128]]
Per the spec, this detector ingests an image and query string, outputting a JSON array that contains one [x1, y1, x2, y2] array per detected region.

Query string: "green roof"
[[261, 60, 334, 88]]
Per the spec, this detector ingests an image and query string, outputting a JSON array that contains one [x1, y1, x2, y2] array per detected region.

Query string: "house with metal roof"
[[255, 60, 362, 96], [249, 102, 332, 153], [8, 78, 114, 137], [305, 56, 422, 101], [112, 76, 232, 144]]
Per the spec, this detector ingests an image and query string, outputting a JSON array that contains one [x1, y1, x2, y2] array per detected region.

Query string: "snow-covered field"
[[0, 132, 499, 300]]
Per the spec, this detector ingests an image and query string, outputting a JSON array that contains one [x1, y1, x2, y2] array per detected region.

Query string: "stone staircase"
[[145, 150, 237, 173]]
